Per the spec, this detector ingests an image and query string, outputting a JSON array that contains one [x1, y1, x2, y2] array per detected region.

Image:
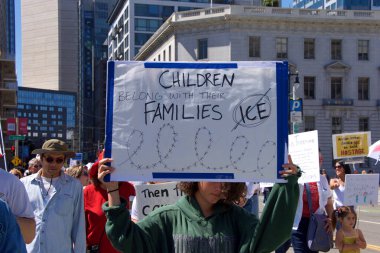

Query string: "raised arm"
[[99, 158, 159, 253], [249, 155, 300, 253]]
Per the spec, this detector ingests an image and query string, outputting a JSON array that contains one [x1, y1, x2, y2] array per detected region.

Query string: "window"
[[169, 45, 171, 61], [198, 38, 208, 60], [304, 116, 315, 132], [331, 39, 342, 60], [358, 77, 369, 100], [135, 33, 152, 46], [359, 117, 369, 131], [375, 0, 380, 6], [249, 36, 260, 58], [331, 77, 342, 99], [163, 50, 166, 61], [276, 37, 288, 59], [304, 38, 315, 59], [304, 76, 315, 99], [358, 40, 369, 60], [135, 18, 161, 32], [332, 117, 342, 134]]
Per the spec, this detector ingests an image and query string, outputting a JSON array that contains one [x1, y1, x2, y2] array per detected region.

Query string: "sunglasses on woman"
[[45, 156, 65, 164]]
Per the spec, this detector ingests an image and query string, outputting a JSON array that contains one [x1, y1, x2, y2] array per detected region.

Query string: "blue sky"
[[14, 0, 292, 86]]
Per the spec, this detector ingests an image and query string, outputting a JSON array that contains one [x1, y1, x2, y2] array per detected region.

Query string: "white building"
[[106, 0, 267, 61], [134, 6, 380, 173]]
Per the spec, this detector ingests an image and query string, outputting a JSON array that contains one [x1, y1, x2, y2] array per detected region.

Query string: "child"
[[333, 206, 367, 253], [98, 155, 301, 253]]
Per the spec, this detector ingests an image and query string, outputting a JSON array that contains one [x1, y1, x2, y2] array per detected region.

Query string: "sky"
[[14, 0, 293, 86]]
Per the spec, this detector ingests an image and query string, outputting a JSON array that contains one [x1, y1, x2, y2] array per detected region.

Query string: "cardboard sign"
[[133, 182, 183, 220], [289, 130, 320, 183], [332, 132, 371, 159], [344, 174, 379, 206], [105, 61, 288, 182]]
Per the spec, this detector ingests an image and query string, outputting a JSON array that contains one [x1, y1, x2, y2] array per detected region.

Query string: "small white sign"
[[344, 174, 379, 206], [289, 130, 320, 183], [290, 111, 303, 123], [133, 182, 184, 221]]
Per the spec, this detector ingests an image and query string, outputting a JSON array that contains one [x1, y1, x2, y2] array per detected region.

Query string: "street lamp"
[[289, 71, 300, 134]]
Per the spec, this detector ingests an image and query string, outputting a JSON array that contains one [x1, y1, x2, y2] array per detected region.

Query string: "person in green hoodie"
[[100, 155, 300, 253]]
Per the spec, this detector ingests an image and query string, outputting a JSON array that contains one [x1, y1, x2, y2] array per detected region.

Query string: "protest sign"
[[105, 61, 288, 182], [289, 130, 320, 183], [344, 174, 379, 206], [133, 182, 183, 220], [332, 132, 371, 159]]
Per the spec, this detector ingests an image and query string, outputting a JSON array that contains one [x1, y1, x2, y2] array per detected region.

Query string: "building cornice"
[[135, 5, 380, 60]]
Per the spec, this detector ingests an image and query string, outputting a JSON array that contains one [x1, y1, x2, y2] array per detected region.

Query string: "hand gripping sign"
[[104, 61, 289, 182]]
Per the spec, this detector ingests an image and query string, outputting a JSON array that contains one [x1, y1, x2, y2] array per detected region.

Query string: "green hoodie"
[[103, 175, 299, 253]]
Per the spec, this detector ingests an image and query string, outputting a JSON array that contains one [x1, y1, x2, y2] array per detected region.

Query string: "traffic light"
[[11, 145, 15, 156]]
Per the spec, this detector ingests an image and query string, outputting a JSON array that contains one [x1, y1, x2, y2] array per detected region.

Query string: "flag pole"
[[0, 119, 8, 171]]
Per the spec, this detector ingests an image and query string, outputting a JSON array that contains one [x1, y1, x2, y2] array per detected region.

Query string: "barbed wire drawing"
[[117, 123, 276, 176]]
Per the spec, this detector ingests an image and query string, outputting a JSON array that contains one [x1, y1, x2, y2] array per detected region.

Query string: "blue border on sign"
[[152, 172, 234, 179], [104, 61, 115, 181], [144, 62, 238, 69], [276, 62, 289, 179]]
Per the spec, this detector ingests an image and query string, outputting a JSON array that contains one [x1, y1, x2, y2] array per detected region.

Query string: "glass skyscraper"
[[293, 0, 380, 10]]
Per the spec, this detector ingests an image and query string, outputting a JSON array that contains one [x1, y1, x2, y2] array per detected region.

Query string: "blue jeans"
[[275, 239, 291, 253], [291, 217, 318, 253]]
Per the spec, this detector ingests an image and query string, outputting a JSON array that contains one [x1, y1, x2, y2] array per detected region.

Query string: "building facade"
[[293, 0, 380, 10], [0, 0, 17, 169], [17, 87, 76, 156], [106, 0, 264, 61], [21, 0, 117, 160], [135, 6, 380, 174]]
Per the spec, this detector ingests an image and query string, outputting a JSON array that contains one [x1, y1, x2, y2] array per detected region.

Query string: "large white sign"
[[289, 130, 320, 183], [133, 182, 183, 221], [105, 61, 288, 182], [344, 174, 379, 206]]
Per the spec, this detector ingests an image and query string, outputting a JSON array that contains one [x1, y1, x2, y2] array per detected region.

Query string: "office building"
[[0, 0, 17, 168], [17, 87, 76, 152], [134, 5, 380, 173], [293, 0, 380, 10]]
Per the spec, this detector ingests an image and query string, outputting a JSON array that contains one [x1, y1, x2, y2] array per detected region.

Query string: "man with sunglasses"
[[21, 139, 86, 253]]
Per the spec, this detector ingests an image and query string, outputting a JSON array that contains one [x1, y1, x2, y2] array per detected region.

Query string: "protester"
[[236, 182, 260, 216], [25, 158, 42, 176], [321, 169, 330, 182], [333, 206, 366, 252], [65, 164, 89, 187], [0, 199, 27, 253], [99, 155, 300, 252], [10, 168, 24, 179], [0, 168, 35, 244], [330, 160, 351, 210], [276, 150, 334, 253], [84, 161, 135, 253], [361, 170, 367, 174], [21, 139, 86, 253]]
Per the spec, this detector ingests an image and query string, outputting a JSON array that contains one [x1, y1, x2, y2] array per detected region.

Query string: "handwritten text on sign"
[[106, 61, 288, 182], [289, 130, 320, 183], [332, 132, 371, 159], [344, 174, 379, 206], [133, 182, 183, 221]]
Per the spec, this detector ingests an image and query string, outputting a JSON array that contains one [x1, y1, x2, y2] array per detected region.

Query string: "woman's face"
[[335, 162, 345, 177], [196, 182, 228, 206]]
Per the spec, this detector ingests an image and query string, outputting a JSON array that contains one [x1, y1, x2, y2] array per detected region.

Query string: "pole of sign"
[[15, 117, 19, 158], [0, 119, 8, 171], [289, 71, 300, 134]]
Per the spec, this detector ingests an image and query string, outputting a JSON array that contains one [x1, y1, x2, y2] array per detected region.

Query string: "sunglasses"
[[335, 165, 343, 169], [45, 156, 65, 164], [33, 164, 42, 168]]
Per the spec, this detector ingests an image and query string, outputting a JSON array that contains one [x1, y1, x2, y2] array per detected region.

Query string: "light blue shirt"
[[21, 172, 86, 253]]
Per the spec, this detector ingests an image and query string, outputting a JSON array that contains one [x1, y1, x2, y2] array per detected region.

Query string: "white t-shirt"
[[0, 168, 34, 218]]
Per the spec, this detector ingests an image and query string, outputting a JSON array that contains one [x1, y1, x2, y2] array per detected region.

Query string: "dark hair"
[[334, 160, 351, 175], [177, 182, 247, 205], [332, 206, 357, 230]]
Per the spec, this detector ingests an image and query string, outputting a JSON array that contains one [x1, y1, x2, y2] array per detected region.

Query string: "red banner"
[[6, 118, 16, 135], [18, 118, 28, 135]]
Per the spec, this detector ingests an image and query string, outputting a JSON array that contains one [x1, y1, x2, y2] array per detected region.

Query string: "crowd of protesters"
[[0, 138, 371, 253]]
